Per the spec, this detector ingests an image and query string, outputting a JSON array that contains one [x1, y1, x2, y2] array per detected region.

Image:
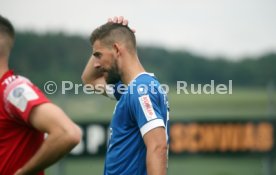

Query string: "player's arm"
[[81, 55, 107, 95], [81, 57, 122, 100], [144, 127, 168, 175], [130, 82, 168, 175], [14, 103, 82, 175]]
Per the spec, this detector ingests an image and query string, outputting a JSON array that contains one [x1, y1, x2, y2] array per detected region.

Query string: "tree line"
[[9, 32, 276, 88]]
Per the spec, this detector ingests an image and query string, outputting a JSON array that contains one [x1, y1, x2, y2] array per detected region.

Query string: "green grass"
[[49, 87, 276, 121], [169, 87, 273, 119], [47, 157, 276, 175], [45, 87, 276, 175]]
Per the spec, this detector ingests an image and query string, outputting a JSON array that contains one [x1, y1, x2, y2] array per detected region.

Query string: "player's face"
[[92, 40, 121, 84], [104, 60, 120, 84]]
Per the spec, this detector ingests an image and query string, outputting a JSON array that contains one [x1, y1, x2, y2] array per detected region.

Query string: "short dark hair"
[[0, 15, 15, 39], [90, 22, 136, 53], [0, 15, 15, 56]]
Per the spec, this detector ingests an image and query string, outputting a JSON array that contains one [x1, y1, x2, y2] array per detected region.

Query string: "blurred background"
[[1, 0, 276, 174]]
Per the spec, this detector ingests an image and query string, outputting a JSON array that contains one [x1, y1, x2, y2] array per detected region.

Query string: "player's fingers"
[[122, 19, 128, 26], [112, 16, 118, 23], [108, 16, 135, 33], [118, 16, 123, 23]]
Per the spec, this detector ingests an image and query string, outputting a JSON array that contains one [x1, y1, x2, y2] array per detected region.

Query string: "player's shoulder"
[[4, 75, 32, 90], [129, 72, 163, 98], [2, 74, 39, 100], [134, 72, 157, 84], [1, 74, 40, 110], [132, 72, 160, 91]]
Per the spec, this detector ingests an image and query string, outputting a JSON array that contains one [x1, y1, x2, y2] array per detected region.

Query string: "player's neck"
[[120, 56, 145, 85], [0, 57, 9, 78]]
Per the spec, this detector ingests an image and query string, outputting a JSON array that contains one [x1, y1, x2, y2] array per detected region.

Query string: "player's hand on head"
[[108, 16, 136, 33], [108, 16, 125, 24]]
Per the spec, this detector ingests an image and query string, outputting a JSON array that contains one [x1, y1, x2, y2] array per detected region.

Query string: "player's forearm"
[[146, 145, 168, 175], [81, 58, 103, 85], [81, 58, 108, 95], [15, 129, 81, 174]]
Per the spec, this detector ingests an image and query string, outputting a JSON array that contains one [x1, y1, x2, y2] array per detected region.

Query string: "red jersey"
[[0, 70, 50, 175]]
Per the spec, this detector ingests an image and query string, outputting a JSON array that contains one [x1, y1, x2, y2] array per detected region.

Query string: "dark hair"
[[0, 15, 15, 56], [0, 15, 15, 39], [90, 22, 136, 53]]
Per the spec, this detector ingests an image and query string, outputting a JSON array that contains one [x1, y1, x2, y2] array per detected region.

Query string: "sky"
[[1, 0, 276, 60]]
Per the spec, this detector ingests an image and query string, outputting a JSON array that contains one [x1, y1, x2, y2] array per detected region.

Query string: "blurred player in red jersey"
[[0, 15, 82, 175]]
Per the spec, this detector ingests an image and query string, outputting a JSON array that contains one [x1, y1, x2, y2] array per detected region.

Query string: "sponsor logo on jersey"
[[7, 83, 39, 112], [138, 95, 157, 121], [12, 87, 24, 98]]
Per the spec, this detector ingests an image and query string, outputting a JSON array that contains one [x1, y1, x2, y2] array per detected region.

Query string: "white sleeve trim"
[[105, 85, 116, 100], [140, 119, 165, 137]]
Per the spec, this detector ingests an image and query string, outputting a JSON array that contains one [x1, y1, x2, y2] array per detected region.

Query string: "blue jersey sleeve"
[[129, 85, 165, 137]]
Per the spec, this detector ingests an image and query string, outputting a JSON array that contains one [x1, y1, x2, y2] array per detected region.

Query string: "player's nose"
[[93, 61, 101, 69]]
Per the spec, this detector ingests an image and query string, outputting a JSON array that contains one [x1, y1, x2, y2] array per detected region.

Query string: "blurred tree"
[[9, 32, 276, 88], [10, 32, 91, 87]]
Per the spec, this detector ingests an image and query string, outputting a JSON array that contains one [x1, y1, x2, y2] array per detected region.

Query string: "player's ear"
[[112, 43, 121, 58]]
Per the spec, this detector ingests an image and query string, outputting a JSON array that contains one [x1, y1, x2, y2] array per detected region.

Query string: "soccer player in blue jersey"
[[82, 17, 169, 175]]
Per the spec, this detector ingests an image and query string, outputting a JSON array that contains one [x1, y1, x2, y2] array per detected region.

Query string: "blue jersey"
[[104, 72, 170, 175]]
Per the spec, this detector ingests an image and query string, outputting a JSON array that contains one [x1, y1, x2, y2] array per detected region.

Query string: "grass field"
[[46, 87, 276, 175], [47, 157, 276, 175], [50, 87, 276, 121]]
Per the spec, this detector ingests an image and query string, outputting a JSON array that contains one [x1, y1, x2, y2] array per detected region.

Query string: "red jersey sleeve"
[[3, 76, 50, 124]]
